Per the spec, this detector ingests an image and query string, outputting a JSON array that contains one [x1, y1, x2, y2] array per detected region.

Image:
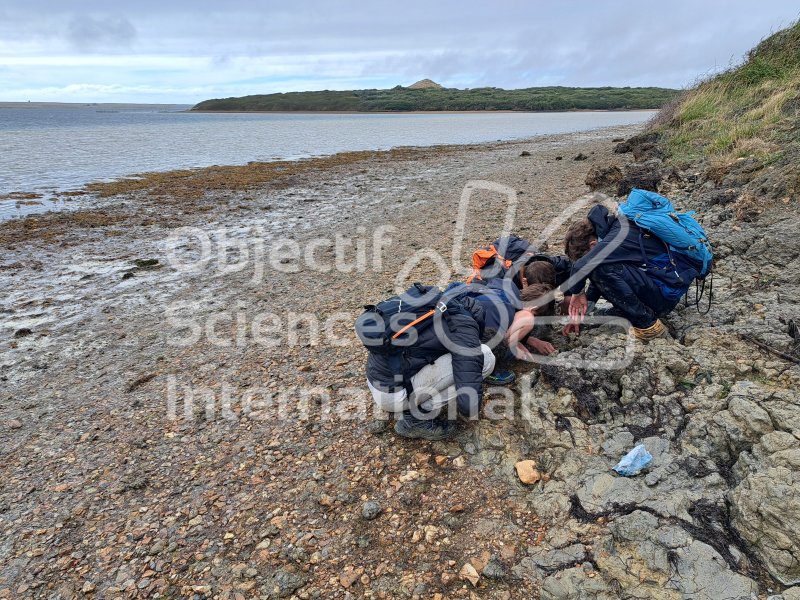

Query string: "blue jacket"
[[564, 205, 702, 299], [447, 278, 520, 332], [364, 295, 487, 418]]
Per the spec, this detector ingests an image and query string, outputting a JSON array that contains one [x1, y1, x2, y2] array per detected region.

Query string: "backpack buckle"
[[436, 301, 448, 313]]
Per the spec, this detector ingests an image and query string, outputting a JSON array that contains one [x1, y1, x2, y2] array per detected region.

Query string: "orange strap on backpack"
[[391, 309, 436, 340]]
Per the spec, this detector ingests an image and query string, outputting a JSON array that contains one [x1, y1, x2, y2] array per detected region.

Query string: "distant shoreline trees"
[[191, 86, 679, 112]]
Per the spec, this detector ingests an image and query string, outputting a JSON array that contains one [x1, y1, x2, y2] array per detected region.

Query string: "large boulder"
[[613, 132, 661, 156], [585, 165, 623, 193], [600, 511, 759, 599], [730, 437, 800, 585], [617, 162, 665, 195]]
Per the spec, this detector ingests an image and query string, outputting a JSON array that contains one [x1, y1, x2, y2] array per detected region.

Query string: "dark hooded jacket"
[[526, 254, 573, 288], [480, 236, 572, 289], [563, 205, 702, 300], [364, 295, 487, 418]]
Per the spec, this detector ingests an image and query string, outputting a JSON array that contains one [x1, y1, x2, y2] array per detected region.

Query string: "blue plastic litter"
[[613, 444, 653, 477]]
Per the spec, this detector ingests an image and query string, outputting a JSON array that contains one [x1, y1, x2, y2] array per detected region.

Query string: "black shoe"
[[394, 414, 457, 441]]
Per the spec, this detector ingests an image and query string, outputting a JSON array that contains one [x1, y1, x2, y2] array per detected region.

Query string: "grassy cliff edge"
[[650, 19, 800, 193]]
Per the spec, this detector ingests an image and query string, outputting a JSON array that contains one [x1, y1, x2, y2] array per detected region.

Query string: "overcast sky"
[[0, 1, 798, 103]]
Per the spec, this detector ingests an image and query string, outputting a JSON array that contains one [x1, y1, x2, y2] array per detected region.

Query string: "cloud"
[[66, 14, 137, 52], [0, 1, 798, 102]]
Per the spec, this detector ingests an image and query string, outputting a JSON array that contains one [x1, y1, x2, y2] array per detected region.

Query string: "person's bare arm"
[[506, 310, 536, 361]]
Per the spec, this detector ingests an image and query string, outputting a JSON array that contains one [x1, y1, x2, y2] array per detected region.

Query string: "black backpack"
[[356, 283, 461, 352]]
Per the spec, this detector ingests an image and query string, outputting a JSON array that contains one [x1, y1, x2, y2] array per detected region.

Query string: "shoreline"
[[0, 122, 643, 222], [0, 101, 191, 109], [187, 108, 658, 115]]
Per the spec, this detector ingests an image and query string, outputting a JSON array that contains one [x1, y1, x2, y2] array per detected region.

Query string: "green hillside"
[[652, 19, 800, 167], [191, 85, 679, 112]]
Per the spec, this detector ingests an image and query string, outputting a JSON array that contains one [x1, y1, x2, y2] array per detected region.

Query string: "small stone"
[[14, 328, 33, 338], [520, 151, 531, 157], [453, 456, 466, 468], [500, 544, 517, 560], [459, 563, 480, 586], [272, 570, 306, 597], [318, 494, 334, 507], [398, 470, 419, 483], [482, 558, 506, 579], [133, 258, 159, 268], [644, 472, 661, 487], [187, 515, 203, 527], [449, 504, 465, 513], [82, 582, 96, 593], [434, 455, 448, 465], [362, 501, 381, 520], [367, 420, 391, 435], [424, 525, 439, 543], [339, 567, 362, 589], [7, 419, 22, 430], [514, 460, 541, 484]]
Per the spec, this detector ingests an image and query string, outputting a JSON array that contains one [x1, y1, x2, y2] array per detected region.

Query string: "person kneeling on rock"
[[560, 197, 706, 340]]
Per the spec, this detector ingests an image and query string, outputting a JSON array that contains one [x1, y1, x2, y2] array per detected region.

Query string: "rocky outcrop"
[[584, 165, 623, 193], [463, 132, 800, 598], [731, 431, 800, 586]]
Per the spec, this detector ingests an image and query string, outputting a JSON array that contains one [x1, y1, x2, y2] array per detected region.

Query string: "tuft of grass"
[[652, 20, 800, 165]]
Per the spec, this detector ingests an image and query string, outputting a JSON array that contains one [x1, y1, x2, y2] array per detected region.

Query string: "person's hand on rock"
[[526, 337, 556, 355]]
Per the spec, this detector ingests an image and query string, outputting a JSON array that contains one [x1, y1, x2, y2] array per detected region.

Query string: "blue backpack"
[[618, 189, 713, 278]]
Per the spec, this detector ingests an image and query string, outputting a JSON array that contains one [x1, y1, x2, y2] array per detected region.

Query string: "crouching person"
[[356, 283, 499, 441], [561, 189, 712, 340]]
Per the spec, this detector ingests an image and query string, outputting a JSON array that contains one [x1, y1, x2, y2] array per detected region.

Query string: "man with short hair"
[[561, 204, 703, 339]]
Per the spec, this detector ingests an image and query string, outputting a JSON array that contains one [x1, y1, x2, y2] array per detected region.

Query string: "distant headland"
[[191, 80, 678, 113]]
